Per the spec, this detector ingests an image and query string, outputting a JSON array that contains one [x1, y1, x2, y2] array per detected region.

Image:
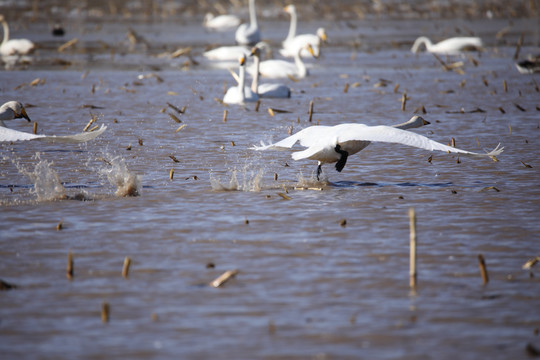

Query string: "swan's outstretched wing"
[[0, 125, 107, 143], [336, 124, 503, 156], [251, 126, 331, 151]]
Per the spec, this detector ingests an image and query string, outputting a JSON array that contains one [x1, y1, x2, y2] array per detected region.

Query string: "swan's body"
[[203, 45, 250, 61], [252, 116, 503, 179], [0, 101, 106, 143], [250, 46, 290, 98], [411, 36, 482, 55], [223, 56, 259, 105], [248, 43, 313, 79], [515, 54, 540, 74], [280, 6, 326, 58], [203, 13, 241, 32], [235, 0, 260, 45], [0, 15, 35, 56]]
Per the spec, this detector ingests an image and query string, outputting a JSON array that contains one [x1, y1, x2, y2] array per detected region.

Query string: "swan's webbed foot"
[[334, 144, 349, 172]]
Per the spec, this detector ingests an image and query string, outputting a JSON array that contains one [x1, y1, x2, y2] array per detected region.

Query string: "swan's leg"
[[334, 144, 349, 172], [316, 163, 322, 181]]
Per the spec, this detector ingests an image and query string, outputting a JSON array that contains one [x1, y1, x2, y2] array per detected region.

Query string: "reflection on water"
[[1, 1, 540, 359]]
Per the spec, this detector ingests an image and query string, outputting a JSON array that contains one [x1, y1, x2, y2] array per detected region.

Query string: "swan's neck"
[[239, 65, 246, 102], [1, 20, 9, 45], [248, 0, 258, 28], [392, 116, 428, 130], [285, 8, 297, 42], [251, 55, 260, 94], [294, 48, 307, 77], [412, 36, 432, 53]]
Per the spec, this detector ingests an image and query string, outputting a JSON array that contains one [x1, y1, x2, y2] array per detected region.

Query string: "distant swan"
[[250, 45, 291, 98], [203, 13, 241, 32], [223, 56, 259, 104], [203, 45, 250, 61], [515, 54, 540, 74], [252, 116, 503, 180], [411, 36, 482, 55], [248, 43, 314, 79], [0, 101, 107, 143], [280, 5, 326, 58], [0, 14, 35, 56], [235, 0, 261, 45]]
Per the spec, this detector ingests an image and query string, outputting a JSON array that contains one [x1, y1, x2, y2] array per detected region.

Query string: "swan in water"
[[0, 101, 107, 143], [252, 116, 503, 180], [411, 36, 483, 55], [515, 54, 540, 74], [0, 14, 35, 56], [223, 56, 259, 105], [203, 45, 250, 61], [235, 0, 261, 45], [250, 45, 290, 98], [280, 5, 326, 58], [248, 43, 314, 79], [203, 13, 241, 32]]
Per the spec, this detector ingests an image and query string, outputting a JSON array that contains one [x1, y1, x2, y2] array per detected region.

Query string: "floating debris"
[[169, 113, 181, 123], [175, 124, 187, 133], [58, 38, 78, 52], [277, 192, 291, 200], [522, 257, 540, 269], [0, 279, 17, 290], [478, 254, 489, 285], [210, 270, 238, 288], [101, 302, 110, 323], [520, 161, 532, 168], [169, 155, 180, 163]]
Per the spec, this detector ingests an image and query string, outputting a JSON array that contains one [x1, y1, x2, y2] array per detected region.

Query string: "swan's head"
[[317, 28, 327, 42], [203, 13, 214, 24], [238, 55, 246, 66], [1, 101, 31, 121], [250, 45, 260, 58], [304, 43, 316, 58], [283, 5, 296, 14]]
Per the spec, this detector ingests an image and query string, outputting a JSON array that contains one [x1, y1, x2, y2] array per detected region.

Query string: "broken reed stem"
[[210, 269, 238, 288], [308, 100, 314, 122], [101, 302, 110, 323], [478, 254, 489, 285], [222, 109, 228, 123], [401, 91, 407, 111], [33, 122, 38, 134], [122, 256, 131, 278], [169, 168, 174, 180], [66, 251, 73, 280], [255, 99, 261, 112], [409, 207, 417, 289], [513, 32, 524, 60]]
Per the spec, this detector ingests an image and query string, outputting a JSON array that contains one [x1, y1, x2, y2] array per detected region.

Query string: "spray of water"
[[24, 154, 66, 201], [100, 155, 141, 197]]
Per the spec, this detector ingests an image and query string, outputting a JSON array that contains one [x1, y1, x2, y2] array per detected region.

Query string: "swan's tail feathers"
[[40, 124, 107, 143], [251, 140, 273, 151], [484, 143, 504, 157]]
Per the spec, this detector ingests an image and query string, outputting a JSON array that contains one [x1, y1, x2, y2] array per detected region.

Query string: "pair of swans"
[[252, 116, 503, 180], [280, 5, 327, 58], [222, 56, 259, 105], [0, 101, 106, 143], [0, 14, 35, 56], [411, 36, 483, 55]]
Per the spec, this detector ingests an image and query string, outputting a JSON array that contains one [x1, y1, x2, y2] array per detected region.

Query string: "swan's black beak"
[[422, 118, 430, 126], [18, 107, 31, 122]]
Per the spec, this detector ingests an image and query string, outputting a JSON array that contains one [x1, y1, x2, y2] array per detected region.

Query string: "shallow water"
[[1, 2, 540, 359]]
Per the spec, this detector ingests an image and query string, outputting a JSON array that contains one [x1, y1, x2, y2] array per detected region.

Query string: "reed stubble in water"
[[409, 208, 417, 289], [210, 270, 238, 287], [101, 302, 110, 323], [66, 251, 73, 280], [478, 254, 489, 284], [122, 256, 131, 278]]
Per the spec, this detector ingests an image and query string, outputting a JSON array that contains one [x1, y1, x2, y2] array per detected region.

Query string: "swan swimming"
[[0, 14, 35, 56], [411, 36, 482, 55], [515, 54, 540, 74], [250, 45, 291, 98], [223, 56, 259, 105], [248, 43, 314, 79], [280, 5, 326, 58], [252, 116, 503, 180], [0, 101, 107, 143], [235, 0, 261, 45], [203, 13, 241, 32]]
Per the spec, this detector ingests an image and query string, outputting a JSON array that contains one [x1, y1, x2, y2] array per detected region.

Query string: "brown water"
[[1, 2, 540, 359]]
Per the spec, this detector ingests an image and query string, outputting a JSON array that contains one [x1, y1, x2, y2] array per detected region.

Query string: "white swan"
[[252, 116, 503, 179], [280, 5, 326, 58], [411, 36, 483, 55], [235, 0, 261, 45], [0, 15, 35, 56], [515, 54, 540, 74], [223, 56, 259, 105], [0, 101, 107, 143], [250, 45, 290, 98], [248, 43, 314, 79], [203, 13, 241, 32], [203, 45, 250, 61]]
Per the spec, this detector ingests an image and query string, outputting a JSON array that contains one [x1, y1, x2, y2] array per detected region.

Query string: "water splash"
[[210, 167, 264, 192], [100, 155, 141, 197], [24, 155, 66, 201]]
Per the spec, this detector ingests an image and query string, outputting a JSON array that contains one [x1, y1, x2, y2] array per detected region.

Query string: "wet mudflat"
[[1, 1, 540, 359]]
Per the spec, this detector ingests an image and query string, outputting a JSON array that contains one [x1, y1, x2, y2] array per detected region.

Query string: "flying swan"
[[0, 14, 35, 56], [235, 0, 261, 45], [411, 36, 482, 55], [252, 116, 503, 180], [280, 5, 326, 58], [0, 101, 107, 143]]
